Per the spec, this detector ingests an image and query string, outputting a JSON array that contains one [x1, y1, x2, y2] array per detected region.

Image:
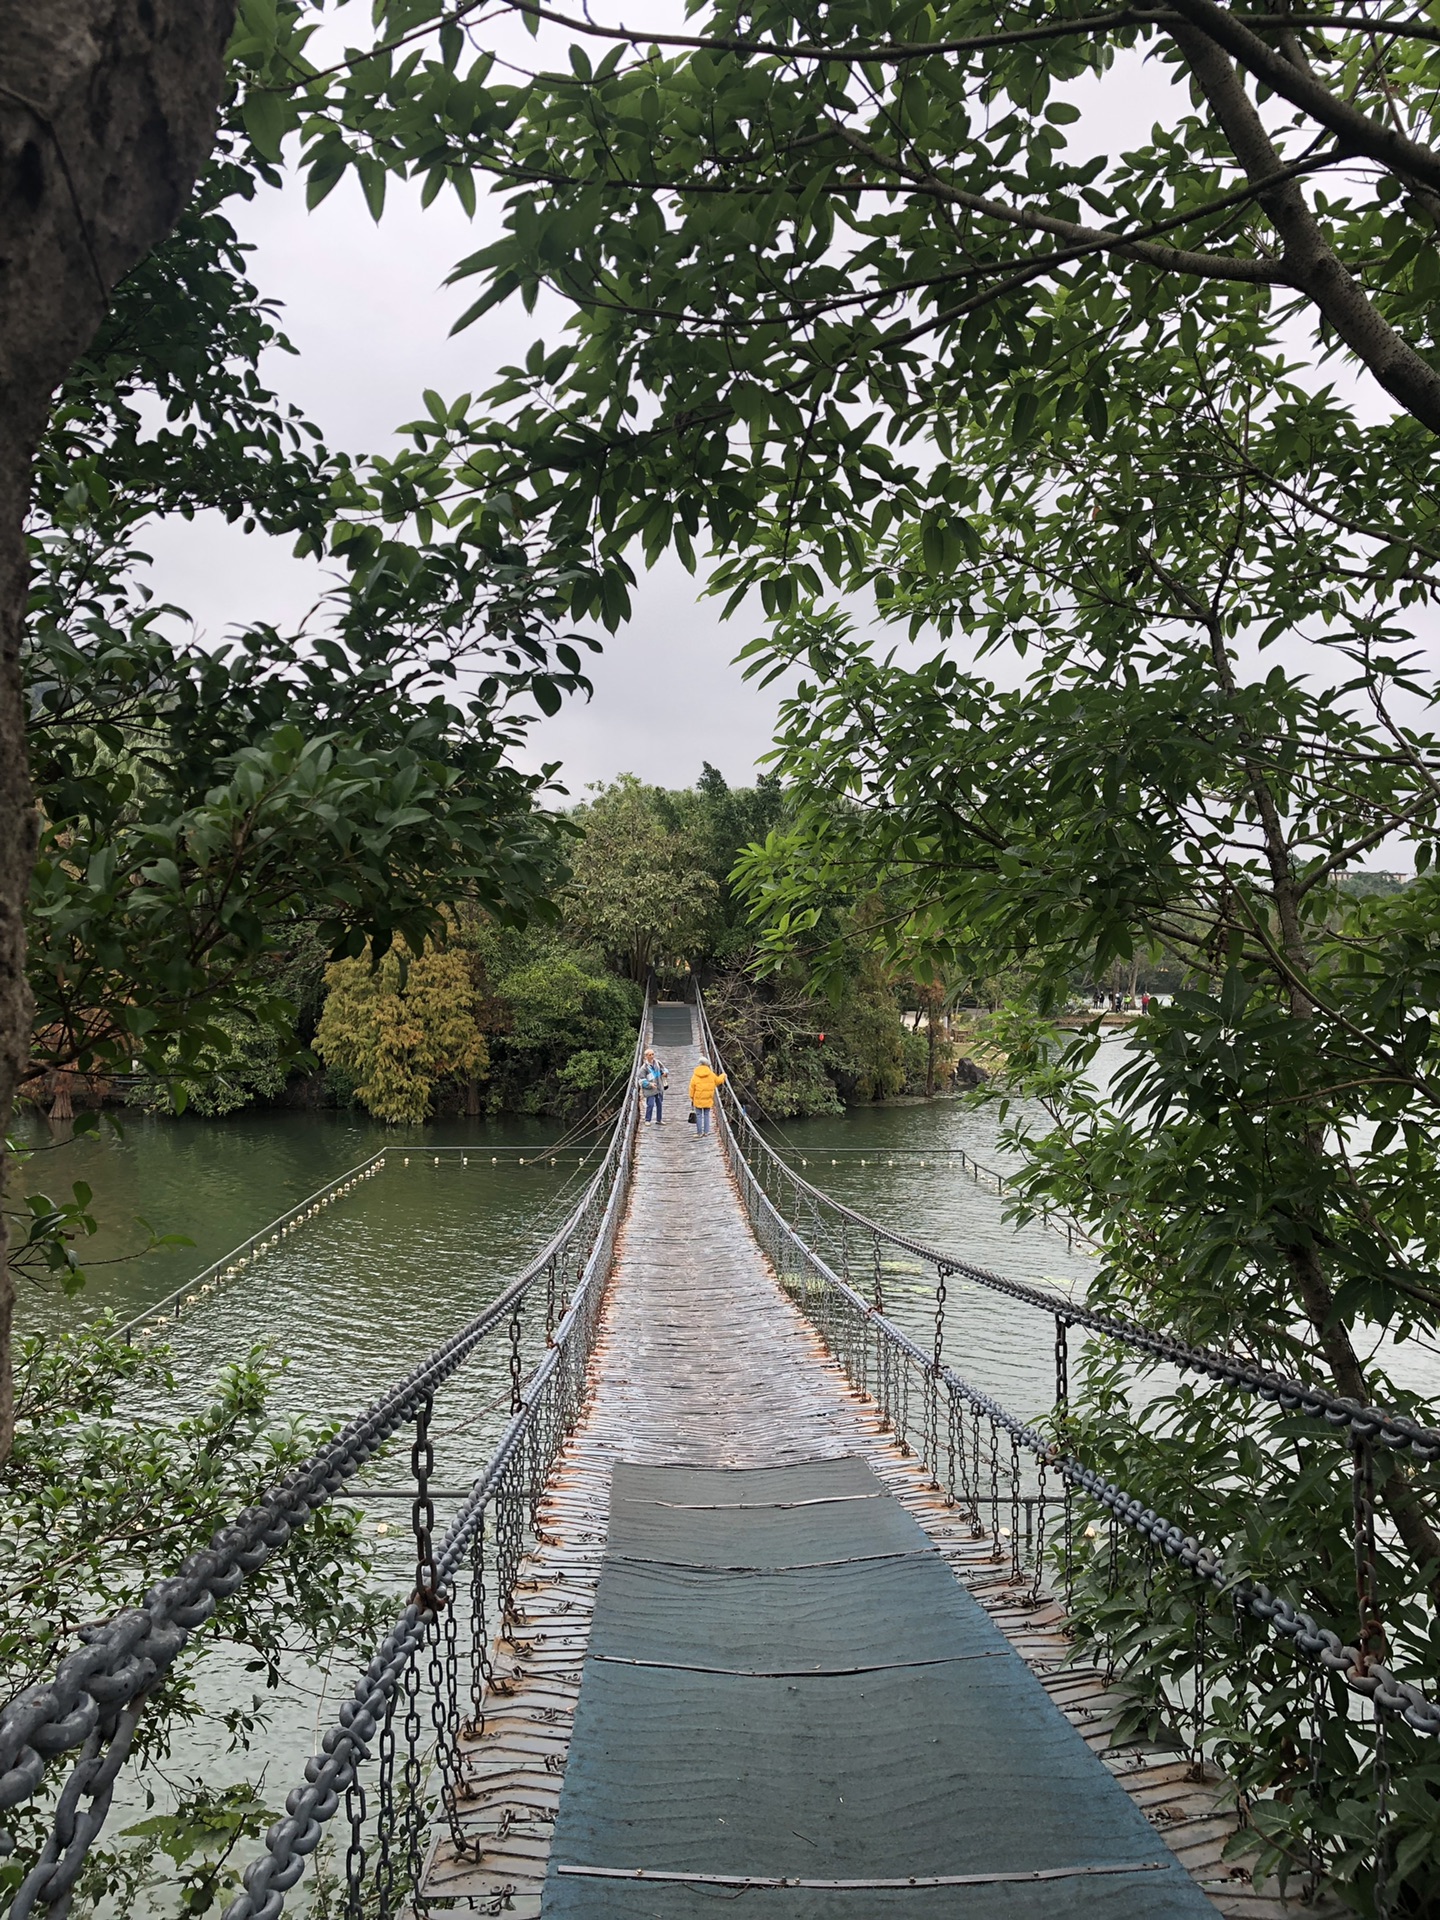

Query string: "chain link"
[[1307, 1668, 1329, 1899], [1008, 1435, 1022, 1581], [722, 1077, 1440, 1465], [1352, 1436, 1384, 1670], [400, 1649, 427, 1906], [508, 1298, 524, 1415], [411, 1395, 437, 1608], [1031, 1454, 1049, 1604], [343, 1774, 367, 1920], [215, 1020, 644, 1920], [1374, 1701, 1393, 1920], [374, 1692, 397, 1920], [1054, 1318, 1073, 1605], [705, 1036, 1440, 1740], [0, 1049, 646, 1902]]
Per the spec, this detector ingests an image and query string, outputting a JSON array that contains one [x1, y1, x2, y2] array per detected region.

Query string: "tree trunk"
[[1194, 615, 1440, 1609], [0, 2, 234, 1466], [46, 1070, 74, 1126]]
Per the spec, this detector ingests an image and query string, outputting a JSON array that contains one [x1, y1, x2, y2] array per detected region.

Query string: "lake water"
[[15, 1090, 1093, 1435], [23, 1070, 1437, 1520]]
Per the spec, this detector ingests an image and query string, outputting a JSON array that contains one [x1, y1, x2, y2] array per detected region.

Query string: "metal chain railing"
[[702, 1004, 1440, 1465], [0, 1006, 649, 1919], [700, 995, 1440, 1736], [221, 1056, 637, 1920], [780, 1141, 1092, 1250], [704, 1016, 1440, 1908]]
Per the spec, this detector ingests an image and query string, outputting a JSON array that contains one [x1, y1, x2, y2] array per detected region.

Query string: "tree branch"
[[1161, 0, 1440, 190], [1172, 22, 1440, 430]]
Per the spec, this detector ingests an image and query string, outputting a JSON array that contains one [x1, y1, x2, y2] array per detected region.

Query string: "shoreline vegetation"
[[20, 769, 1009, 1129], [22, 771, 1408, 1131], [5, 6, 1440, 1906]]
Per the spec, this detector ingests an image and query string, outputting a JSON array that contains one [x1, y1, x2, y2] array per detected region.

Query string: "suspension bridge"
[[2, 997, 1437, 1918]]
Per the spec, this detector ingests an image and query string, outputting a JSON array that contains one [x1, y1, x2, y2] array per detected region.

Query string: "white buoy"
[[404, 1156, 410, 1166], [492, 1156, 497, 1164], [434, 1156, 440, 1166]]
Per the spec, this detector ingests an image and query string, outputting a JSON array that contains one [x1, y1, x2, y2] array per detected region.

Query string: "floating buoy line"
[[116, 1151, 390, 1344], [114, 1142, 602, 1344], [398, 1150, 594, 1168]]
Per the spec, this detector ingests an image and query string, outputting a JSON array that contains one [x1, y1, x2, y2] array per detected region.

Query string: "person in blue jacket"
[[640, 1049, 668, 1125]]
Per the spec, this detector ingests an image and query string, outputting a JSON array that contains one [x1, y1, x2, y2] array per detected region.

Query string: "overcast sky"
[[136, 27, 1407, 811], [139, 18, 804, 798], [135, 22, 1189, 798]]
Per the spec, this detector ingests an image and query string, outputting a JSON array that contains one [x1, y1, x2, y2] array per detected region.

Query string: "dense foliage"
[[147, 771, 951, 1124], [0, 1323, 385, 1916], [5, 63, 591, 1913], [562, 776, 718, 982], [316, 936, 490, 1124], [728, 351, 1440, 1903], [226, 0, 1440, 615], [19, 0, 1440, 1903], [23, 157, 584, 1115]]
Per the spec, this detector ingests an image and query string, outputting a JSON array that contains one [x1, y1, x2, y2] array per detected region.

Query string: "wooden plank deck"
[[422, 1019, 1334, 1917]]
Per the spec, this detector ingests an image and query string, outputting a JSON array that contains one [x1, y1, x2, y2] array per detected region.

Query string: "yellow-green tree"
[[315, 941, 488, 1124]]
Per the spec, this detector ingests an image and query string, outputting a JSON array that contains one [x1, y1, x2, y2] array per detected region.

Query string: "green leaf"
[[240, 87, 292, 163]]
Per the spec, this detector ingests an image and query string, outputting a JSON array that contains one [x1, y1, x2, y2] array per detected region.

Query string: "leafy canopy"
[[315, 936, 490, 1123], [222, 0, 1440, 627]]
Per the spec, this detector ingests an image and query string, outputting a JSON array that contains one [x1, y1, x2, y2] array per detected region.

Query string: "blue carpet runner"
[[541, 1456, 1215, 1916]]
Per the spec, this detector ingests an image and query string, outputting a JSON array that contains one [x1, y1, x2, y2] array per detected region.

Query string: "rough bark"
[[0, 2, 235, 1465]]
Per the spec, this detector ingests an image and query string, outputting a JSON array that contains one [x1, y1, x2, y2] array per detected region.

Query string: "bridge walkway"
[[423, 1012, 1310, 1917]]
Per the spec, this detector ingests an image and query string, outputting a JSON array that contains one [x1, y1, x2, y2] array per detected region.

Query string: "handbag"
[[687, 1109, 697, 1125]]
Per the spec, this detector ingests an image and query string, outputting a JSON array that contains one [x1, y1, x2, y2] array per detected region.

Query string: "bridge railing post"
[[1054, 1316, 1074, 1606]]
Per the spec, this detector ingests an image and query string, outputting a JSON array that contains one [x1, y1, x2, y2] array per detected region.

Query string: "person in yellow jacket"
[[687, 1056, 726, 1136]]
